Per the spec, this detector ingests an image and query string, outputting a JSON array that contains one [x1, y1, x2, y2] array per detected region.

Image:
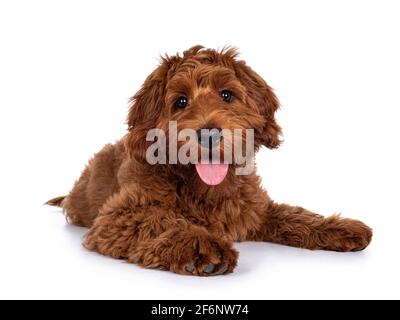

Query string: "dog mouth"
[[195, 163, 229, 186]]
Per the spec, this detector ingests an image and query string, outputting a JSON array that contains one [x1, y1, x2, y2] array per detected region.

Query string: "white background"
[[1, 0, 399, 300]]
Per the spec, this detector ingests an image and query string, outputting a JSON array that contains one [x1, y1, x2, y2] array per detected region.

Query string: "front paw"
[[170, 236, 238, 276], [323, 216, 373, 252]]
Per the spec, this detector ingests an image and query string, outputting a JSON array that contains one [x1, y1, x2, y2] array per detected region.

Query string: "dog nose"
[[196, 127, 222, 148]]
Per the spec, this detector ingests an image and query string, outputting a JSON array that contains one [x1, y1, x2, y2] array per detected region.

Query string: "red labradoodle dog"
[[47, 46, 372, 276]]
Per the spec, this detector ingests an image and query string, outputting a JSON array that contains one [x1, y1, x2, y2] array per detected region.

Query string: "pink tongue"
[[195, 163, 229, 185]]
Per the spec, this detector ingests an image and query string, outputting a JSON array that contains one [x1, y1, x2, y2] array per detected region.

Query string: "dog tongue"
[[195, 163, 229, 185]]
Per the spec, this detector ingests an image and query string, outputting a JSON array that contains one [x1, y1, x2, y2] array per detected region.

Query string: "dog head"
[[126, 46, 281, 187]]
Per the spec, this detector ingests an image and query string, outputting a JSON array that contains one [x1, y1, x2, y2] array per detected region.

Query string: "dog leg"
[[252, 202, 372, 252], [127, 227, 238, 276], [83, 190, 238, 276]]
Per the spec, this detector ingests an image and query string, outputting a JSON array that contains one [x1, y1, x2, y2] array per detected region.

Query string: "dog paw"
[[324, 218, 373, 252], [171, 237, 238, 276]]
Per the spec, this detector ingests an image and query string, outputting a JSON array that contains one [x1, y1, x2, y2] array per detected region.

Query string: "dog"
[[46, 46, 372, 276]]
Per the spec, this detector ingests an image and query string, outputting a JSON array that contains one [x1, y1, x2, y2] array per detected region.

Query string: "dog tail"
[[45, 196, 66, 207]]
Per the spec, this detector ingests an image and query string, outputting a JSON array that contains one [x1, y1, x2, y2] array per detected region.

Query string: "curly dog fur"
[[47, 46, 372, 276]]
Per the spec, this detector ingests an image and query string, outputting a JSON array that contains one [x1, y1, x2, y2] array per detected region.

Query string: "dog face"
[[126, 46, 281, 186]]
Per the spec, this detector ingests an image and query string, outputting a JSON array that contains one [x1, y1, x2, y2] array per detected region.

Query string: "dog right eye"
[[175, 96, 188, 109]]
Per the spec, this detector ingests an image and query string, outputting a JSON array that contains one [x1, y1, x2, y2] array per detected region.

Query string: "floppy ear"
[[125, 61, 172, 159], [234, 61, 282, 149]]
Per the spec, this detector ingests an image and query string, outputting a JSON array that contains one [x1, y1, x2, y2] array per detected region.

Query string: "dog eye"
[[220, 90, 233, 103], [175, 96, 188, 109]]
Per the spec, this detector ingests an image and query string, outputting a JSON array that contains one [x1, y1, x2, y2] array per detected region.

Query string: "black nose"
[[196, 127, 222, 148]]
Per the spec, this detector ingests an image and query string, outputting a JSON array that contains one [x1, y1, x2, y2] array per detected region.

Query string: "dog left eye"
[[220, 90, 233, 103], [175, 96, 188, 109]]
